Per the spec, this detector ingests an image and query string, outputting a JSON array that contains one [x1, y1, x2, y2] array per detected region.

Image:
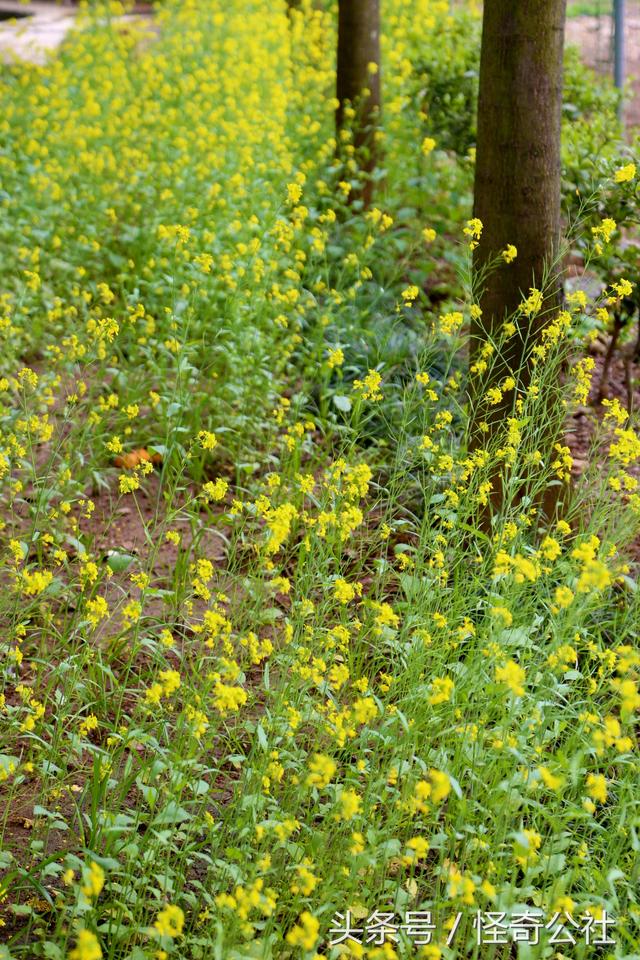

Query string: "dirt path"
[[0, 0, 153, 65], [566, 2, 640, 128]]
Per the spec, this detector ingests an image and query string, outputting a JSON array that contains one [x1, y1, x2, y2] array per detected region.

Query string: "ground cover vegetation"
[[0, 1, 639, 958]]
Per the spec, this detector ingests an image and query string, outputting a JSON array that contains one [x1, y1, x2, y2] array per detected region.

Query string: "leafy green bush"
[[412, 10, 622, 174], [413, 8, 480, 155]]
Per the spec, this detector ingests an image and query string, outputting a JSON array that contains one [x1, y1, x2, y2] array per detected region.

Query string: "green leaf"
[[332, 394, 352, 413], [152, 801, 191, 826], [106, 552, 136, 573], [42, 945, 63, 959], [447, 773, 463, 799], [543, 853, 566, 874]]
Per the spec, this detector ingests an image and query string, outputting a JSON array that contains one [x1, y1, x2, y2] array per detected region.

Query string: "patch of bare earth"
[[566, 2, 640, 128]]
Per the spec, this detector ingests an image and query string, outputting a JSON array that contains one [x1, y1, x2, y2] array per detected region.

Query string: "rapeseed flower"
[[69, 930, 102, 960], [154, 904, 185, 938], [495, 660, 526, 697]]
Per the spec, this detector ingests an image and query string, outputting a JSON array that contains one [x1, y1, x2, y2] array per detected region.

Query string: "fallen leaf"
[[114, 448, 162, 469]]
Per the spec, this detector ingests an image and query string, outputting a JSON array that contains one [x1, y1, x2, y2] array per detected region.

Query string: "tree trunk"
[[469, 0, 567, 521], [336, 0, 381, 208]]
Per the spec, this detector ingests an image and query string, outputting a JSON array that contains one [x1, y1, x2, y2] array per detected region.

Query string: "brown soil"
[[565, 316, 640, 560], [566, 2, 640, 127]]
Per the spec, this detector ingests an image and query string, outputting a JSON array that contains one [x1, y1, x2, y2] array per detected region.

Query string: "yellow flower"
[[286, 182, 302, 204], [68, 929, 102, 960], [286, 911, 319, 951], [17, 367, 38, 389], [611, 677, 640, 715], [86, 596, 109, 627], [463, 217, 483, 249], [420, 946, 442, 960], [306, 753, 336, 788], [538, 766, 564, 791], [611, 277, 634, 299], [154, 904, 185, 939], [185, 706, 209, 739], [212, 681, 247, 715], [337, 788, 362, 820], [202, 478, 228, 502], [21, 569, 53, 597], [333, 578, 360, 604], [353, 369, 383, 401], [402, 285, 420, 303], [79, 715, 98, 737], [412, 769, 451, 812], [554, 585, 574, 609], [614, 162, 636, 183], [265, 502, 298, 554], [291, 864, 318, 896], [404, 836, 429, 863], [576, 559, 611, 593], [328, 663, 349, 691], [540, 535, 561, 561], [495, 659, 526, 697], [586, 773, 607, 804], [429, 769, 451, 803], [440, 311, 463, 336], [352, 696, 377, 724], [447, 863, 475, 904], [81, 861, 105, 900], [521, 288, 543, 317], [197, 430, 217, 450], [158, 669, 181, 696], [502, 244, 517, 263], [119, 474, 140, 494], [490, 605, 512, 626], [428, 676, 454, 705], [591, 217, 616, 244], [514, 828, 541, 867], [350, 831, 365, 854], [512, 554, 540, 583], [421, 137, 436, 156], [609, 425, 640, 464]]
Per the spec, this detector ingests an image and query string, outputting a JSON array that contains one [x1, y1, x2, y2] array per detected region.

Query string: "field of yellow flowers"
[[0, 1, 639, 958]]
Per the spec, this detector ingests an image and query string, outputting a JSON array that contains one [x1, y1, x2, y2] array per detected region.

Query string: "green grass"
[[568, 0, 611, 18]]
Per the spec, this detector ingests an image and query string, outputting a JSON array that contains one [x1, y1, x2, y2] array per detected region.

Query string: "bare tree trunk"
[[469, 0, 567, 522], [336, 0, 381, 208]]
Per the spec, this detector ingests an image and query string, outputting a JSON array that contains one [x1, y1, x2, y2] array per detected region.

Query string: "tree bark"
[[469, 0, 567, 521], [336, 0, 381, 207]]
